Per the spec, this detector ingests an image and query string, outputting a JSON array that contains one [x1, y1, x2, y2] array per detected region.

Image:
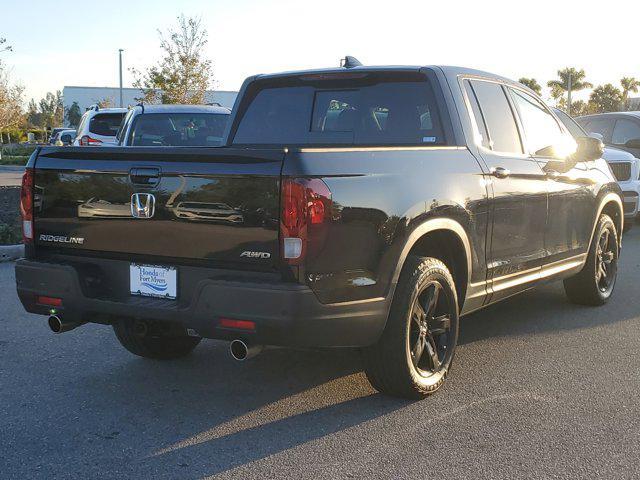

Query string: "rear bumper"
[[15, 259, 389, 348]]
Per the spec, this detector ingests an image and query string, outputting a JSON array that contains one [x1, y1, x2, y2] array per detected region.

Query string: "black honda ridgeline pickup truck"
[[16, 62, 623, 399]]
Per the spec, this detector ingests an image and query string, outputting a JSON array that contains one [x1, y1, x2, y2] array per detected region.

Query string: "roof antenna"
[[136, 101, 145, 114], [340, 56, 362, 69]]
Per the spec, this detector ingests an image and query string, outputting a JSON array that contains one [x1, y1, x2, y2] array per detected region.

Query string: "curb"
[[0, 244, 24, 262]]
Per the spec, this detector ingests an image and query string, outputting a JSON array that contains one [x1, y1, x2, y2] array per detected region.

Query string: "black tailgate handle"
[[129, 167, 161, 187]]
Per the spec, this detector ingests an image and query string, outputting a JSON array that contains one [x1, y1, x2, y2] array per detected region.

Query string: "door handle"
[[129, 167, 161, 187], [490, 167, 510, 179]]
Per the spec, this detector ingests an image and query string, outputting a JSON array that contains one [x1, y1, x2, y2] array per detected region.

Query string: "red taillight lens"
[[80, 135, 102, 146], [280, 178, 332, 265], [20, 167, 34, 244], [36, 296, 62, 307], [218, 318, 256, 330]]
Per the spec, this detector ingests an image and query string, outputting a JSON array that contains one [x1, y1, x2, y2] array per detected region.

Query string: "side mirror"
[[625, 138, 640, 149], [588, 132, 604, 142], [60, 134, 73, 145], [575, 136, 604, 162]]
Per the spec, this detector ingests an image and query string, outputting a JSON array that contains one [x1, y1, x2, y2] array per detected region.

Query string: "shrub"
[[0, 222, 21, 245]]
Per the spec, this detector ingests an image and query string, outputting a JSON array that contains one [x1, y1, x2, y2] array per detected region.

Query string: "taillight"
[[218, 318, 256, 331], [36, 296, 62, 307], [280, 178, 332, 265], [79, 135, 102, 146], [20, 167, 34, 244]]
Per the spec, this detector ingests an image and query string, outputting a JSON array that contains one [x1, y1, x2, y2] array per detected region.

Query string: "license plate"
[[130, 264, 177, 299]]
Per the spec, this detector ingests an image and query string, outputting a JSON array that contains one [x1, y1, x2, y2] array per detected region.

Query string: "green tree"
[[620, 77, 640, 108], [588, 84, 623, 113], [65, 101, 82, 127], [0, 60, 24, 141], [569, 100, 589, 117], [518, 77, 542, 96], [131, 15, 213, 104], [547, 68, 592, 112], [96, 97, 114, 108], [27, 91, 63, 129]]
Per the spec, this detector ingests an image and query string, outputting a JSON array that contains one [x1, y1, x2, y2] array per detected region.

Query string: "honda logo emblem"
[[131, 193, 156, 219]]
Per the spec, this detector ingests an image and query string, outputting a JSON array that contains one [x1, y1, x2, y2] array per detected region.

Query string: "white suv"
[[555, 109, 640, 226], [73, 106, 128, 146]]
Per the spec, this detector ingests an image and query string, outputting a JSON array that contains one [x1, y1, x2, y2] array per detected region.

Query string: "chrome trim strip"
[[491, 253, 587, 293]]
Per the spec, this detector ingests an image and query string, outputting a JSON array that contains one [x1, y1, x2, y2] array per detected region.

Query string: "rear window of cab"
[[232, 72, 444, 147]]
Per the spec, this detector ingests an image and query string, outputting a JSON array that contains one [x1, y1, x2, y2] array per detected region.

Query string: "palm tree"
[[547, 68, 592, 115], [589, 84, 623, 113], [518, 77, 542, 96], [620, 77, 640, 109]]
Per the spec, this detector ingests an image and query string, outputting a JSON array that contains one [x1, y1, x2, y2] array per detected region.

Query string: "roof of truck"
[[253, 65, 522, 87], [132, 104, 231, 114]]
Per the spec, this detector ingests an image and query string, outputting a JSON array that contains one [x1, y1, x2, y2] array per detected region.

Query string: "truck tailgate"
[[32, 147, 283, 269]]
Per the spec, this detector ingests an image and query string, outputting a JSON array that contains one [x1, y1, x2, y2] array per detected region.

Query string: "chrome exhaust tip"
[[48, 315, 83, 334], [229, 339, 263, 361]]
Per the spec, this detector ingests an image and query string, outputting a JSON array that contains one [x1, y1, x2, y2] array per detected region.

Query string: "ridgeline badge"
[[39, 234, 85, 245]]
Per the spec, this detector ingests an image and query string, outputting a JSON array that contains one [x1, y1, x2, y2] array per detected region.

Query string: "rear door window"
[[232, 73, 444, 146], [469, 80, 523, 154], [89, 113, 126, 137], [463, 80, 491, 149], [580, 117, 614, 142], [611, 119, 640, 145]]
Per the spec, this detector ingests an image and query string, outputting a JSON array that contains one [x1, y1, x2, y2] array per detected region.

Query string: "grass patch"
[[0, 222, 21, 245], [2, 145, 37, 156], [0, 155, 29, 165], [0, 145, 36, 165]]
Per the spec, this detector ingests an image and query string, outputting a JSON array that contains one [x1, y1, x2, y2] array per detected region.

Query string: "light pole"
[[118, 49, 124, 107], [567, 72, 572, 117]]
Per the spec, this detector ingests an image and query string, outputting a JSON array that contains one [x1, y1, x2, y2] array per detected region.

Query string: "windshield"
[[553, 109, 587, 139], [232, 72, 444, 146], [129, 112, 229, 146]]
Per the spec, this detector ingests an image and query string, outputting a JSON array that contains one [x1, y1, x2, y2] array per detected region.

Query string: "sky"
[[2, 0, 639, 105]]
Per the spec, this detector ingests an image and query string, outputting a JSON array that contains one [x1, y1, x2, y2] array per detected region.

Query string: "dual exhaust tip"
[[48, 316, 263, 362]]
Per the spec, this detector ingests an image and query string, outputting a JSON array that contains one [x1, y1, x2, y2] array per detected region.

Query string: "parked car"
[[115, 104, 231, 147], [50, 129, 76, 146], [576, 112, 640, 158], [554, 109, 639, 225], [73, 105, 128, 146], [16, 62, 623, 399], [48, 127, 70, 144]]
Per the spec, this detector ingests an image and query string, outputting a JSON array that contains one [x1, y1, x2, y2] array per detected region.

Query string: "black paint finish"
[[17, 65, 623, 347]]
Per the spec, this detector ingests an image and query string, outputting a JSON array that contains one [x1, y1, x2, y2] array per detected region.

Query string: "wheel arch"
[[592, 191, 624, 249], [391, 218, 472, 311]]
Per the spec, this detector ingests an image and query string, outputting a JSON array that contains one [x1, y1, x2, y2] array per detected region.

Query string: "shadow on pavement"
[[77, 345, 409, 478]]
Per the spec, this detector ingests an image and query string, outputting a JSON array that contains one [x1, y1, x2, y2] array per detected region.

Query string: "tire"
[[363, 256, 459, 399], [113, 319, 201, 360], [563, 213, 619, 306]]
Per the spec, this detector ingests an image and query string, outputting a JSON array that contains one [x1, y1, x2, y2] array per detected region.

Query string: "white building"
[[62, 86, 238, 125]]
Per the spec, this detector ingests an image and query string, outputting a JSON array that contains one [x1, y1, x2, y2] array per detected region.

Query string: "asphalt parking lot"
[[2, 229, 640, 480]]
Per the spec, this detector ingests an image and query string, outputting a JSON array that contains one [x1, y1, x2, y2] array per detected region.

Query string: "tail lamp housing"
[[79, 135, 102, 146], [280, 178, 332, 265], [20, 167, 34, 244]]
